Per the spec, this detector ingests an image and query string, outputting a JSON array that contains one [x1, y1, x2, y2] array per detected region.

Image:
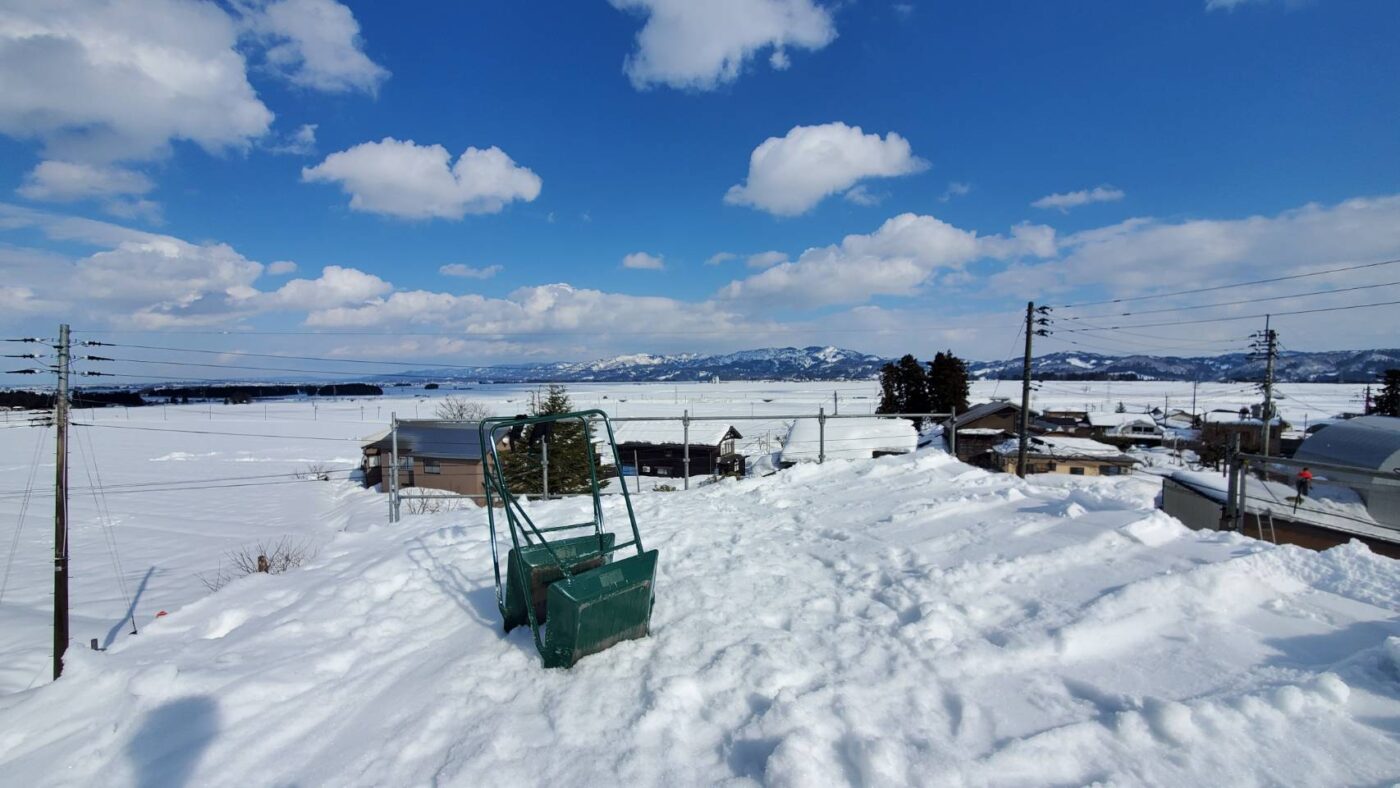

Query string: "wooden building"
[[610, 422, 744, 478], [989, 435, 1137, 476], [1200, 409, 1284, 454], [943, 401, 1021, 463], [361, 421, 498, 499]]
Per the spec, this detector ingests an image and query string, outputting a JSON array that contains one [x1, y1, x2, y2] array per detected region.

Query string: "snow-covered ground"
[[1, 382, 1395, 785]]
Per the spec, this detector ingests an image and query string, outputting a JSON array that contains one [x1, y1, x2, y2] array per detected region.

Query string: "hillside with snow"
[[2, 440, 1399, 785]]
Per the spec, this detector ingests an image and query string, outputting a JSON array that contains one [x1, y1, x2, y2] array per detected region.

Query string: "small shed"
[[361, 420, 495, 498], [610, 421, 744, 478], [1201, 409, 1284, 454], [782, 417, 917, 465], [990, 435, 1136, 476], [1084, 412, 1165, 447], [943, 401, 1022, 463]]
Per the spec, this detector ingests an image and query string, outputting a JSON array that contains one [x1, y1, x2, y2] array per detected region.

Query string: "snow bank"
[[2, 448, 1398, 785], [782, 416, 916, 463]]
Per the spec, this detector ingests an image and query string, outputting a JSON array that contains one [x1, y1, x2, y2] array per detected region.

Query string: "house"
[[943, 401, 1021, 463], [989, 435, 1137, 476], [361, 420, 498, 499], [1159, 409, 1198, 431], [782, 417, 917, 465], [608, 421, 744, 478], [1084, 411, 1165, 447], [1039, 409, 1089, 431], [1201, 408, 1284, 454], [1292, 415, 1400, 525]]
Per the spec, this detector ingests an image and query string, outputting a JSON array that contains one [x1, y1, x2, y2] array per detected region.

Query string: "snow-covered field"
[[1, 381, 1395, 785]]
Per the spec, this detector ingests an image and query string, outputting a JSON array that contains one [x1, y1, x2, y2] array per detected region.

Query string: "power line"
[[72, 423, 367, 442], [1056, 257, 1400, 309], [1060, 279, 1400, 321], [1059, 299, 1400, 334]]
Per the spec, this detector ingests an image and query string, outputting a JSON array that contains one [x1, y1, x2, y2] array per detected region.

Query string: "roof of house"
[[610, 421, 741, 447], [1086, 412, 1159, 429], [360, 420, 490, 461], [782, 417, 917, 463], [1293, 415, 1400, 473], [993, 435, 1136, 462], [948, 400, 1020, 428]]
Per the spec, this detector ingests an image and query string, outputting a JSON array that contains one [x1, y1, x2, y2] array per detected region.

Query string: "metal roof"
[[1293, 415, 1400, 473], [610, 421, 741, 447], [361, 420, 488, 461], [948, 401, 1020, 428]]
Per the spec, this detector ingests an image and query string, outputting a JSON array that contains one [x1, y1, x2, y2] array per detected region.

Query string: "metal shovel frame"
[[478, 410, 649, 664]]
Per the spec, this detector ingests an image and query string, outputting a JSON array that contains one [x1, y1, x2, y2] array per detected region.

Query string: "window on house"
[[1102, 465, 1120, 476], [424, 460, 441, 474], [1047, 463, 1058, 472], [1069, 466, 1085, 476]]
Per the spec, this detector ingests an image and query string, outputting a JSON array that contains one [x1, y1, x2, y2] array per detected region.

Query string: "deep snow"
[[2, 447, 1399, 785]]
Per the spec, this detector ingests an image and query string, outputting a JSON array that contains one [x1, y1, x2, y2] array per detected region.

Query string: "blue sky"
[[2, 0, 1399, 382]]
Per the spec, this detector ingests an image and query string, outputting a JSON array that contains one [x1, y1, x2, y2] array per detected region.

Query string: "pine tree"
[[1375, 369, 1400, 418], [926, 350, 970, 415], [877, 362, 903, 415], [499, 384, 596, 495], [897, 354, 933, 426]]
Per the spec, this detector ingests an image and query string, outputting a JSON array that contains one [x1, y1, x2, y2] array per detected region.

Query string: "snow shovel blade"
[[542, 549, 658, 669], [502, 532, 616, 632]]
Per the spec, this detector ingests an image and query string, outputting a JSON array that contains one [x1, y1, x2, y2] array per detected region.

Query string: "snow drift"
[[1, 451, 1398, 786]]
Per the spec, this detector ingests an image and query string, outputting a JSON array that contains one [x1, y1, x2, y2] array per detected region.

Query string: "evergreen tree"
[[926, 350, 970, 415], [1375, 369, 1400, 418], [897, 354, 933, 426], [499, 384, 596, 495], [877, 362, 903, 415]]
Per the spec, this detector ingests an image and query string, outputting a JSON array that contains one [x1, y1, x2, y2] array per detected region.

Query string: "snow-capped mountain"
[[398, 346, 889, 382], [393, 346, 1400, 384], [968, 349, 1400, 383]]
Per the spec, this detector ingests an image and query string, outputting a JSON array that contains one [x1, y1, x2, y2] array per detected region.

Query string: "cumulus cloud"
[[236, 0, 388, 94], [747, 251, 788, 269], [17, 160, 162, 221], [705, 252, 738, 265], [622, 252, 665, 270], [940, 181, 971, 202], [267, 260, 298, 275], [439, 263, 502, 279], [718, 212, 1056, 307], [1032, 185, 1125, 212], [610, 0, 835, 90], [302, 138, 542, 220], [261, 265, 391, 310], [267, 123, 318, 155], [725, 122, 928, 216]]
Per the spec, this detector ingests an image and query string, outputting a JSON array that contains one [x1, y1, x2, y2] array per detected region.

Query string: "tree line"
[[877, 351, 971, 425]]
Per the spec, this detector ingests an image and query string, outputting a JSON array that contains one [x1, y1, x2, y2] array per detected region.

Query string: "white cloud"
[[267, 123, 318, 155], [940, 181, 971, 202], [622, 251, 665, 270], [610, 0, 835, 90], [302, 138, 542, 220], [262, 265, 391, 309], [705, 252, 738, 265], [1032, 185, 1125, 212], [1204, 0, 1262, 9], [439, 263, 502, 279], [725, 122, 928, 216], [747, 250, 788, 269], [769, 49, 791, 70], [236, 0, 388, 94], [17, 160, 162, 222], [0, 0, 274, 163], [718, 212, 1056, 307], [267, 260, 298, 275]]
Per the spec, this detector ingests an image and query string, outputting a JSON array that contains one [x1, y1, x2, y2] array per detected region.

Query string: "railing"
[[387, 409, 955, 520]]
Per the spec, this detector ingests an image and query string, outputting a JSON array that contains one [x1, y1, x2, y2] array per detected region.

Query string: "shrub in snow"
[[200, 537, 317, 592]]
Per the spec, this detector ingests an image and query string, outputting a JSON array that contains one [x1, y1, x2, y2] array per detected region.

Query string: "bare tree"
[[435, 396, 492, 422], [199, 536, 317, 592]]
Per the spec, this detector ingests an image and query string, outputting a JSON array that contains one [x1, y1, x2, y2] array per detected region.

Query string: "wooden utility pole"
[[1259, 315, 1278, 460], [53, 323, 70, 680], [1016, 302, 1034, 478]]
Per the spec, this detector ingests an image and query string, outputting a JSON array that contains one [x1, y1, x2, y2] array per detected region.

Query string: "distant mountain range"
[[389, 346, 1400, 384]]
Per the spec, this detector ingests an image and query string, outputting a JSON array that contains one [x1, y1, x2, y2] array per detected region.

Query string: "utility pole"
[[1016, 302, 1052, 477], [1191, 380, 1199, 423], [53, 323, 70, 680], [1252, 315, 1278, 460]]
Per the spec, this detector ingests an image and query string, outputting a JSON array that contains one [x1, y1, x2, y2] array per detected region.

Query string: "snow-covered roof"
[[361, 421, 488, 461], [948, 401, 1019, 428], [782, 417, 917, 463], [1294, 415, 1400, 473], [994, 435, 1134, 461], [1087, 412, 1157, 428], [609, 421, 740, 447]]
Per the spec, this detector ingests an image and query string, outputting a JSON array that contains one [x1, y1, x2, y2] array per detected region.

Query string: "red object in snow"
[[155, 610, 168, 618]]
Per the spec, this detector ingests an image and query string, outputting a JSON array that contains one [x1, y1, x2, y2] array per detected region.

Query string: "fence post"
[[683, 409, 691, 490], [948, 406, 957, 457], [634, 449, 640, 494], [542, 437, 550, 500], [390, 413, 399, 523], [818, 406, 826, 464], [1223, 434, 1238, 530]]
